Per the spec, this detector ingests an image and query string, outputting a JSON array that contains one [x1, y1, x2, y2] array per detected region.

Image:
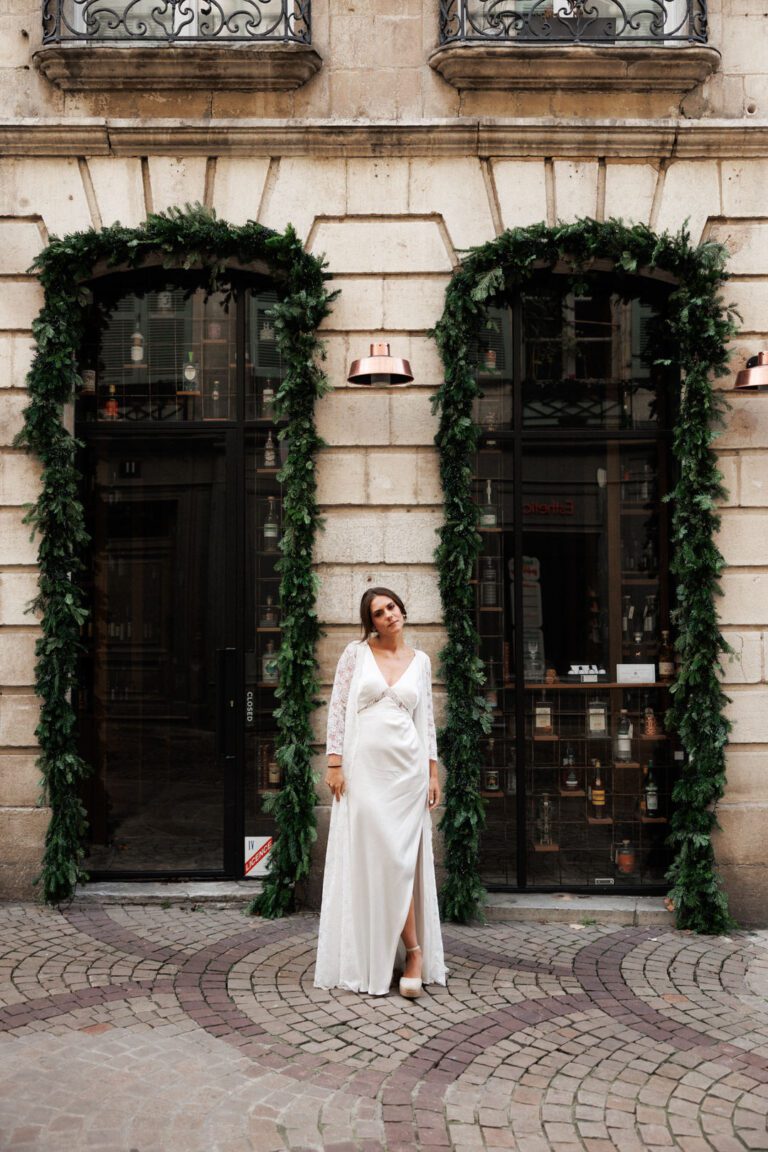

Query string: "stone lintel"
[[1, 117, 768, 159], [428, 42, 721, 94], [33, 41, 322, 93]]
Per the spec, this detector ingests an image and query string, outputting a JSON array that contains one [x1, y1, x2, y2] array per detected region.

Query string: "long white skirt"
[[314, 695, 446, 995]]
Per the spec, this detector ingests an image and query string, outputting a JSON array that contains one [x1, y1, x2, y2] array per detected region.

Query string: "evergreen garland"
[[431, 219, 737, 932], [17, 205, 336, 909]]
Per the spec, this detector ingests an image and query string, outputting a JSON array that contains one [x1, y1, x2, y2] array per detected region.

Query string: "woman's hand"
[[325, 765, 346, 802], [428, 766, 441, 810]]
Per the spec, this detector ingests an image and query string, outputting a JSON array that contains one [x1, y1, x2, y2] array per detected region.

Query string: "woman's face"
[[369, 595, 404, 636]]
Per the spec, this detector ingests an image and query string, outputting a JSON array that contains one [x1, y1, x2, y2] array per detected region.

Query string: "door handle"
[[216, 647, 238, 757]]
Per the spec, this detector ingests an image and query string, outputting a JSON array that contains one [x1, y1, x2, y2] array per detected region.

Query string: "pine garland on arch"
[[17, 205, 336, 911], [431, 217, 738, 934]]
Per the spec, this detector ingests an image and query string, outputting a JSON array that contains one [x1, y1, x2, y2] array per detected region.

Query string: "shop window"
[[75, 274, 286, 876], [473, 277, 680, 891]]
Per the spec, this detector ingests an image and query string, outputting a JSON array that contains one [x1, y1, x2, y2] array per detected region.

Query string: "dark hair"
[[359, 587, 407, 641]]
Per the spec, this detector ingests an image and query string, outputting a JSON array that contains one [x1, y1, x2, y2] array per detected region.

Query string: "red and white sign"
[[244, 835, 273, 878]]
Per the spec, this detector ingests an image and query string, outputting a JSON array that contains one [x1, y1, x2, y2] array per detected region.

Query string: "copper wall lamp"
[[734, 351, 768, 392], [347, 343, 413, 387]]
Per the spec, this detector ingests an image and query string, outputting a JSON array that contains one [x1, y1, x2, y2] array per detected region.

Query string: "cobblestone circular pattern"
[[1, 905, 768, 1151]]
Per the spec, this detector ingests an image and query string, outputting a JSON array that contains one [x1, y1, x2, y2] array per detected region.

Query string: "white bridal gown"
[[314, 641, 447, 995]]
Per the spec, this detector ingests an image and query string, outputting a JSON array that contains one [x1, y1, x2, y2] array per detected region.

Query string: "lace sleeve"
[[424, 655, 438, 762], [326, 643, 357, 756]]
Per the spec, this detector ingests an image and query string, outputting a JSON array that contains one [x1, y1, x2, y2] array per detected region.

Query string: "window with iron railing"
[[42, 0, 310, 43], [438, 0, 708, 45]]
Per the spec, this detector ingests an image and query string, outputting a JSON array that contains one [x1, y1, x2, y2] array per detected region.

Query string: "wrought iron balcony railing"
[[42, 0, 311, 43], [438, 0, 708, 44]]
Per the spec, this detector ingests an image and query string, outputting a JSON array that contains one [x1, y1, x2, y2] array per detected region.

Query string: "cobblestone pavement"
[[1, 905, 768, 1151]]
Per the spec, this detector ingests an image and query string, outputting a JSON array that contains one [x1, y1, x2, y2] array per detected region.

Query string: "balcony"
[[429, 0, 720, 94], [34, 0, 322, 90]]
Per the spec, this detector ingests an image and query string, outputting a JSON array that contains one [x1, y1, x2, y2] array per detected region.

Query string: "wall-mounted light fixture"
[[347, 343, 413, 387], [734, 351, 768, 392]]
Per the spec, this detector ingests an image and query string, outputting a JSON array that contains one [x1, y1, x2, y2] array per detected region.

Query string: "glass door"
[[78, 432, 233, 873]]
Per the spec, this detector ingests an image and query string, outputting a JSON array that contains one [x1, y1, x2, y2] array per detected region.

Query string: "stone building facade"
[[0, 0, 767, 921]]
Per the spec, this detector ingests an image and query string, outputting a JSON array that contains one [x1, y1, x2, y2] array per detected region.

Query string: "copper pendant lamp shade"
[[347, 343, 413, 387], [734, 351, 768, 391]]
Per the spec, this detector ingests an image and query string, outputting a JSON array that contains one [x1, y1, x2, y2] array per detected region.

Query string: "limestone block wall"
[[2, 150, 768, 920], [0, 0, 766, 119]]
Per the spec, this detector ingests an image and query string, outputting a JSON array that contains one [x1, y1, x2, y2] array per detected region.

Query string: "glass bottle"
[[642, 701, 658, 737], [263, 497, 279, 552], [643, 594, 657, 639], [622, 594, 633, 641], [537, 792, 554, 846], [102, 383, 119, 421], [485, 662, 499, 710], [479, 478, 498, 528], [262, 381, 276, 421], [533, 692, 553, 735], [591, 762, 606, 819], [633, 631, 644, 661], [586, 697, 608, 739], [263, 429, 277, 468], [210, 379, 222, 420], [267, 750, 281, 788], [615, 709, 633, 762], [483, 738, 500, 791], [130, 315, 144, 364], [480, 556, 498, 607], [261, 640, 279, 685], [616, 839, 636, 875], [658, 630, 675, 683], [645, 759, 659, 815], [505, 742, 517, 796], [181, 350, 199, 389], [260, 595, 278, 628], [639, 461, 652, 503]]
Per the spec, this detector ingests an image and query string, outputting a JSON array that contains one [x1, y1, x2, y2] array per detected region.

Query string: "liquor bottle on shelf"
[[616, 839, 636, 875], [483, 738, 500, 792], [615, 709, 633, 762], [632, 631, 644, 661], [505, 743, 517, 796], [209, 379, 223, 420], [639, 461, 653, 503], [485, 662, 499, 710], [525, 637, 545, 682], [263, 430, 277, 468], [591, 762, 607, 819], [644, 759, 659, 816], [537, 793, 554, 846], [658, 630, 675, 684], [180, 350, 199, 391], [480, 556, 498, 607], [621, 463, 631, 501], [642, 536, 657, 574], [643, 594, 657, 639], [260, 595, 278, 628], [130, 315, 145, 364], [102, 384, 120, 421], [267, 748, 281, 789], [261, 381, 276, 421], [533, 692, 553, 736], [586, 697, 609, 739], [261, 640, 279, 685], [642, 700, 659, 737], [479, 478, 498, 528], [263, 497, 279, 552], [622, 594, 633, 641], [562, 744, 578, 791]]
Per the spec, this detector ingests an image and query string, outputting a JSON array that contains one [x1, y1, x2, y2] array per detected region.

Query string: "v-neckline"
[[367, 642, 417, 689]]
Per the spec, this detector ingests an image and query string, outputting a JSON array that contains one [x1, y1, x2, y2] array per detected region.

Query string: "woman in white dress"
[[314, 588, 447, 997]]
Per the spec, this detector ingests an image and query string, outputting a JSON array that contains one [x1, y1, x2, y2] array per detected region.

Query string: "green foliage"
[[431, 218, 738, 933], [18, 205, 335, 910]]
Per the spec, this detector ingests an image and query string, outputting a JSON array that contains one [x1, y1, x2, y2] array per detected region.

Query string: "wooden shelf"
[[532, 733, 558, 742], [559, 788, 586, 797], [587, 815, 613, 825], [641, 815, 667, 824], [533, 842, 559, 853], [613, 760, 640, 769]]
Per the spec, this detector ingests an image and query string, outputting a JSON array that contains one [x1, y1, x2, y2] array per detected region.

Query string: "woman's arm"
[[325, 643, 356, 801], [424, 656, 441, 808]]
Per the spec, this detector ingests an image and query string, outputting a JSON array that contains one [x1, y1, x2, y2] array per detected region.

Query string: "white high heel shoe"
[[399, 945, 423, 999]]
